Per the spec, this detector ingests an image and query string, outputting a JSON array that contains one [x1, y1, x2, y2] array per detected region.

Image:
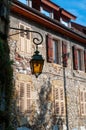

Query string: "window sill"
[[73, 70, 86, 79]]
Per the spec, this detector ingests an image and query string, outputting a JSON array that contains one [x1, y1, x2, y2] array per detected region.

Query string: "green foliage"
[[0, 38, 13, 127], [5, 125, 15, 130]]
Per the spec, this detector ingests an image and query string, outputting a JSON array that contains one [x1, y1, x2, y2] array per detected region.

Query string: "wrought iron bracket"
[[9, 27, 43, 50]]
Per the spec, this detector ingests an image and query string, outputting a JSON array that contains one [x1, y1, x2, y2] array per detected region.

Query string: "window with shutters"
[[53, 86, 65, 115], [19, 23, 31, 55], [80, 90, 86, 116], [17, 81, 37, 113], [72, 46, 84, 71], [46, 34, 61, 64]]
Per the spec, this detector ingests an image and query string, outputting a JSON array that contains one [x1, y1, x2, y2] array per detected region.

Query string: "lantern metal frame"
[[9, 27, 44, 78]]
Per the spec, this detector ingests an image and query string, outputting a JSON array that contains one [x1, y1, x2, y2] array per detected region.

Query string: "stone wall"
[[9, 14, 86, 130]]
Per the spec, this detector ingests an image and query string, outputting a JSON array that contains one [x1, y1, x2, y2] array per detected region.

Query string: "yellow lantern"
[[30, 50, 44, 78]]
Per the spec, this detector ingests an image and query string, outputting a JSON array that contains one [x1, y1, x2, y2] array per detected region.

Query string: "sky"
[[19, 0, 86, 27]]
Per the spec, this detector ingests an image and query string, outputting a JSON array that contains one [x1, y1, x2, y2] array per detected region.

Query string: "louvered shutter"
[[62, 41, 67, 67], [84, 50, 86, 72], [84, 92, 86, 102], [60, 88, 65, 115], [80, 91, 84, 115], [81, 103, 84, 115], [46, 34, 53, 62], [84, 92, 86, 115], [19, 24, 25, 52], [55, 102, 59, 114], [80, 91, 86, 115], [19, 82, 25, 113], [55, 88, 59, 114], [61, 102, 64, 115], [72, 46, 78, 70], [27, 84, 31, 112], [80, 91, 83, 102], [85, 103, 86, 114], [26, 27, 31, 53]]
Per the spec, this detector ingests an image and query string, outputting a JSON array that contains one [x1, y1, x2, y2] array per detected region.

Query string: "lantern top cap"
[[31, 50, 44, 61]]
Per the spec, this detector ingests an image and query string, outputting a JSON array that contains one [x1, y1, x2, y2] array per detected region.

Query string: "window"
[[53, 84, 65, 115], [46, 34, 61, 64], [16, 75, 37, 113], [60, 19, 68, 27], [60, 17, 70, 27], [46, 34, 68, 67], [80, 90, 86, 116], [40, 7, 54, 19], [53, 39, 60, 64], [72, 46, 84, 71], [19, 23, 31, 54]]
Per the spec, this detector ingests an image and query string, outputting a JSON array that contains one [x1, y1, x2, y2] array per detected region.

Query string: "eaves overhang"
[[11, 1, 86, 44], [41, 0, 76, 20]]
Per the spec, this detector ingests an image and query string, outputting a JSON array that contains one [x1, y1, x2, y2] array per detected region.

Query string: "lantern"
[[30, 50, 44, 78]]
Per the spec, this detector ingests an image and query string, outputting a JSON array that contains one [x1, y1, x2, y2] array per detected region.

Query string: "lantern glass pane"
[[33, 62, 42, 73]]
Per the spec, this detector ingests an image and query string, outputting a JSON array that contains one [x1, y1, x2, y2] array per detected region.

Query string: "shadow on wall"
[[10, 78, 54, 130]]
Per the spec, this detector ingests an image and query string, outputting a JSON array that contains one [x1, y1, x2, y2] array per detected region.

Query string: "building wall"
[[9, 13, 86, 130]]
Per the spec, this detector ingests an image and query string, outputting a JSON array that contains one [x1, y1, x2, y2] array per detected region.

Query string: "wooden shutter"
[[60, 88, 65, 115], [80, 91, 83, 102], [61, 102, 64, 115], [84, 50, 86, 72], [19, 24, 25, 52], [72, 46, 78, 70], [85, 103, 86, 114], [81, 103, 84, 115], [26, 27, 31, 53], [62, 41, 67, 67], [27, 84, 31, 111], [55, 88, 59, 100], [60, 88, 64, 100], [46, 34, 53, 62], [54, 86, 65, 115], [80, 91, 84, 115], [55, 102, 59, 114], [80, 49, 84, 70], [19, 82, 25, 112], [55, 88, 59, 114], [84, 92, 86, 115], [84, 92, 86, 102]]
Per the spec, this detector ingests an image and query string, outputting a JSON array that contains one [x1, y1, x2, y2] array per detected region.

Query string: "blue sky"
[[19, 0, 86, 27]]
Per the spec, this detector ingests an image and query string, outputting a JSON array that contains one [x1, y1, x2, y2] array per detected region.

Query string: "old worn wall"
[[9, 14, 86, 130]]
